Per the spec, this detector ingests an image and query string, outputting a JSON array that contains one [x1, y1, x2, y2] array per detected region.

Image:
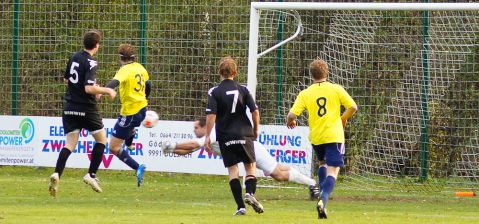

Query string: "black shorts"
[[62, 102, 104, 134], [218, 137, 255, 167]]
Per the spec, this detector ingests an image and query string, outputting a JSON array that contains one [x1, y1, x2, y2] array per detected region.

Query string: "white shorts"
[[253, 141, 278, 176]]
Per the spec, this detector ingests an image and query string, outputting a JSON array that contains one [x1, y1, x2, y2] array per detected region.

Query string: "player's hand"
[[287, 120, 297, 129], [106, 88, 117, 100], [95, 94, 102, 101], [161, 141, 176, 153], [204, 136, 212, 153], [342, 118, 348, 128], [253, 128, 259, 140]]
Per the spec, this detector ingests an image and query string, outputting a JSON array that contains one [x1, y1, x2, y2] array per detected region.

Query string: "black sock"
[[54, 147, 72, 177], [88, 143, 105, 177], [125, 130, 135, 147], [229, 178, 245, 210], [245, 175, 257, 195]]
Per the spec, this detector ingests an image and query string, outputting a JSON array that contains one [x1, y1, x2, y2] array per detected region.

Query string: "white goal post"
[[246, 2, 479, 191]]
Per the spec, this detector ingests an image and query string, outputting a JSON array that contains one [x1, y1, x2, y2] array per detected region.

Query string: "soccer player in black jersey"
[[48, 30, 116, 197], [204, 56, 263, 215]]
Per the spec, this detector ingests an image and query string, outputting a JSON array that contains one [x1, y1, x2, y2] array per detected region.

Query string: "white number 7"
[[226, 90, 239, 113]]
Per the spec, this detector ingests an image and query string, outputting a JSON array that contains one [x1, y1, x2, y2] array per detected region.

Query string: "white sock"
[[288, 167, 316, 186]]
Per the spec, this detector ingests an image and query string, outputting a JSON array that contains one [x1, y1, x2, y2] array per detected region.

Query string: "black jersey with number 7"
[[206, 79, 257, 139]]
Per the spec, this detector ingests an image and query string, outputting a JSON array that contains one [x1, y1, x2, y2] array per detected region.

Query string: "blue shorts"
[[113, 107, 147, 140], [313, 143, 345, 167]]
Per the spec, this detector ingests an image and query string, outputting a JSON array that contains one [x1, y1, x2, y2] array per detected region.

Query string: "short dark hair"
[[309, 59, 329, 80], [83, 30, 101, 50], [118, 43, 136, 61], [218, 56, 237, 78], [195, 118, 206, 127]]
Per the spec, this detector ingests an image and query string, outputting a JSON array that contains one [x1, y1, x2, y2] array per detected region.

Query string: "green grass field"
[[0, 166, 477, 224]]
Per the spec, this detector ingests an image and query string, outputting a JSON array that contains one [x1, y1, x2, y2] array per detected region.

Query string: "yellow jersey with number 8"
[[113, 62, 149, 116], [290, 81, 356, 145]]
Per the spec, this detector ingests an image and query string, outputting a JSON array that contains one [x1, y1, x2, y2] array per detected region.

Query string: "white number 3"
[[226, 90, 239, 113]]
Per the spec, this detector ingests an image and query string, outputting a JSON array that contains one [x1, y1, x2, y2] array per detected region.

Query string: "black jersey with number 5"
[[206, 79, 258, 139], [63, 50, 98, 106]]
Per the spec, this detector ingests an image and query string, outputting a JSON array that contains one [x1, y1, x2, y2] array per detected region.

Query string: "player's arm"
[[63, 58, 71, 84], [338, 86, 358, 128], [244, 86, 260, 138], [145, 80, 151, 99], [204, 114, 216, 153], [205, 87, 218, 153], [85, 84, 116, 100], [82, 60, 116, 99], [176, 141, 201, 151], [106, 79, 119, 89], [341, 105, 357, 128], [162, 140, 201, 155], [251, 110, 260, 139], [287, 91, 306, 129]]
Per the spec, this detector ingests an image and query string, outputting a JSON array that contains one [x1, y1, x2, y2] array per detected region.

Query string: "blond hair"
[[309, 59, 329, 80], [218, 56, 237, 78]]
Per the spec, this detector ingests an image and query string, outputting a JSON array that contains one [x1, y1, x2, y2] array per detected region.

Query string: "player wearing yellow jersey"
[[287, 59, 357, 219], [105, 44, 150, 187]]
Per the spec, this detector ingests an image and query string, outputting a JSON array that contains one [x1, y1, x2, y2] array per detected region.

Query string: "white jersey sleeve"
[[253, 141, 278, 176], [194, 136, 206, 147], [194, 129, 221, 155]]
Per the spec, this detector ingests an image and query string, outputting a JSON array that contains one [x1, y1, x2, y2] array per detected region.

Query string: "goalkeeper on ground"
[[161, 118, 320, 200]]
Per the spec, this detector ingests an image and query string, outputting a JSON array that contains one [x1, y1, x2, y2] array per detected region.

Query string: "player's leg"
[[54, 131, 79, 177], [317, 143, 344, 219], [89, 128, 106, 178], [49, 111, 81, 197], [268, 164, 319, 200], [242, 140, 263, 214], [81, 110, 107, 192], [124, 128, 136, 151], [227, 164, 247, 215], [79, 128, 107, 193], [109, 116, 139, 169], [318, 162, 327, 189], [317, 165, 339, 219], [271, 164, 316, 186], [110, 134, 145, 185], [243, 162, 263, 214], [313, 145, 327, 189], [49, 130, 79, 196], [244, 162, 257, 195], [110, 110, 146, 187], [220, 140, 247, 215]]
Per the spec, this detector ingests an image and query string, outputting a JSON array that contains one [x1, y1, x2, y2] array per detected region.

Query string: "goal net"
[[248, 2, 479, 192]]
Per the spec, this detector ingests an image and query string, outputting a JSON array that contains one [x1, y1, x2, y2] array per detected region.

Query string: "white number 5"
[[226, 90, 239, 113], [69, 62, 79, 84]]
